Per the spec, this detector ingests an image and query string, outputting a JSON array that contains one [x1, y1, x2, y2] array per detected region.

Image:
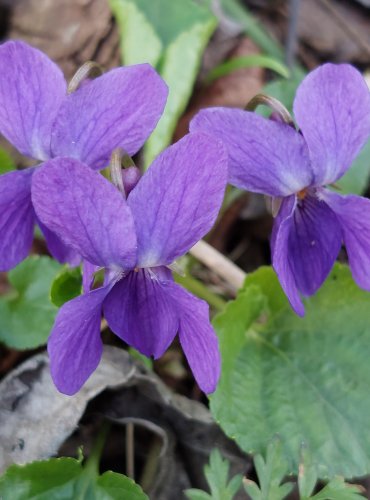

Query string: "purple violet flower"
[[190, 64, 370, 315], [31, 132, 228, 395], [0, 40, 167, 270]]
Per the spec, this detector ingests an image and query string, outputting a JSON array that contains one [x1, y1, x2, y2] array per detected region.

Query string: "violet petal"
[[82, 260, 99, 294], [0, 168, 35, 271], [323, 189, 370, 291], [0, 41, 66, 160], [51, 64, 168, 169], [288, 194, 342, 295], [190, 108, 313, 196], [38, 219, 81, 266], [32, 158, 137, 269], [271, 195, 304, 316], [167, 281, 221, 394], [48, 285, 109, 395], [272, 193, 342, 315], [128, 132, 228, 268], [104, 267, 178, 358], [294, 63, 370, 185]]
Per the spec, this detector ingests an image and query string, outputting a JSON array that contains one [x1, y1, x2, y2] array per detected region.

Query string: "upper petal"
[[166, 281, 221, 394], [32, 158, 137, 269], [0, 168, 35, 271], [48, 286, 109, 395], [293, 63, 370, 185], [272, 193, 342, 315], [322, 190, 370, 291], [190, 108, 313, 197], [104, 267, 178, 358], [0, 41, 66, 160], [128, 132, 228, 268], [51, 64, 168, 169]]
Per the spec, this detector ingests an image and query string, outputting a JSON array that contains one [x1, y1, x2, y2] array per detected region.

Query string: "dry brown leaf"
[[0, 346, 247, 496], [174, 36, 265, 141], [3, 0, 120, 78]]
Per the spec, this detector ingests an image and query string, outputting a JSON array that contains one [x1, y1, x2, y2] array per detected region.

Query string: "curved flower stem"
[[126, 422, 135, 479], [67, 61, 103, 94], [110, 148, 126, 195], [109, 148, 138, 197], [84, 422, 110, 475], [246, 93, 294, 126], [73, 423, 110, 499], [189, 240, 246, 293]]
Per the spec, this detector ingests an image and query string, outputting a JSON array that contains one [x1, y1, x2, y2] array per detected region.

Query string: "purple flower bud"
[[122, 166, 142, 196]]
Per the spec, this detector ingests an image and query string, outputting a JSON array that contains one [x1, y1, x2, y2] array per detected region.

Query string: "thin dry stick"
[[189, 240, 247, 292], [126, 422, 135, 479], [67, 61, 103, 94], [285, 0, 301, 69]]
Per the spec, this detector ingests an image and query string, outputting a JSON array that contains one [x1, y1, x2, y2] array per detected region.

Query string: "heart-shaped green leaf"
[[0, 256, 61, 349], [211, 264, 370, 478]]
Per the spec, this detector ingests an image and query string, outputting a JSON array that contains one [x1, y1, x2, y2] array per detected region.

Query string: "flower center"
[[297, 188, 308, 200]]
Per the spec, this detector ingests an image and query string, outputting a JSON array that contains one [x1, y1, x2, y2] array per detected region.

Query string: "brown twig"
[[189, 240, 247, 292], [126, 422, 135, 479]]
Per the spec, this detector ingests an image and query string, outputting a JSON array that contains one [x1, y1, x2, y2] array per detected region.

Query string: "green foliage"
[[184, 491, 210, 500], [0, 424, 147, 499], [0, 458, 148, 500], [260, 71, 305, 114], [217, 0, 283, 60], [205, 55, 289, 84], [211, 264, 370, 478], [185, 449, 242, 500], [175, 273, 226, 312], [244, 439, 293, 500], [308, 478, 364, 500], [110, 0, 217, 167], [128, 347, 153, 370], [0, 148, 15, 174], [299, 447, 364, 499], [50, 265, 82, 307], [298, 447, 319, 499], [337, 139, 370, 195], [184, 443, 365, 500], [0, 256, 61, 349], [244, 443, 364, 500]]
